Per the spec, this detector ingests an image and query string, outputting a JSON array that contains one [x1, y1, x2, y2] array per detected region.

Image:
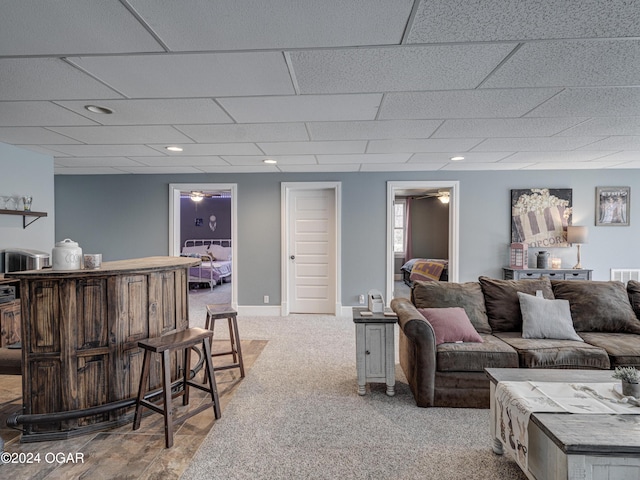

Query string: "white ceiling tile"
[[591, 152, 640, 162], [55, 99, 233, 126], [406, 0, 640, 43], [42, 144, 161, 157], [221, 155, 316, 166], [380, 89, 560, 119], [483, 40, 640, 88], [472, 137, 604, 151], [433, 118, 589, 138], [53, 166, 128, 175], [133, 156, 228, 167], [16, 145, 70, 157], [48, 126, 193, 145], [290, 44, 515, 94], [127, 0, 414, 50], [0, 102, 98, 127], [360, 163, 446, 172], [147, 143, 262, 156], [604, 161, 640, 169], [368, 139, 481, 154], [526, 88, 640, 117], [196, 165, 281, 173], [0, 127, 82, 145], [54, 157, 146, 167], [259, 141, 366, 155], [176, 123, 308, 143], [218, 95, 382, 123], [558, 117, 640, 136], [116, 166, 205, 174], [316, 154, 410, 164], [0, 1, 163, 56], [520, 161, 626, 170], [68, 53, 294, 98], [409, 152, 514, 163], [0, 58, 123, 101], [577, 136, 640, 150], [442, 162, 529, 171], [307, 120, 442, 141], [278, 164, 360, 173], [498, 151, 619, 163]]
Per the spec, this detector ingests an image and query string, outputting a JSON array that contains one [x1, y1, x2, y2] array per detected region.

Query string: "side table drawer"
[[564, 272, 590, 280], [518, 272, 541, 279]]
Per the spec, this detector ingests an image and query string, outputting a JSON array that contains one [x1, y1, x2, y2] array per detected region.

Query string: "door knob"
[[290, 255, 295, 260]]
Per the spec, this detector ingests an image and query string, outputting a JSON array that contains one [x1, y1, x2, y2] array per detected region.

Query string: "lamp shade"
[[567, 225, 588, 244]]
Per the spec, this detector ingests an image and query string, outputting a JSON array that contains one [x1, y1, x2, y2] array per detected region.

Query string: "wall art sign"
[[596, 186, 629, 226], [511, 188, 572, 248]]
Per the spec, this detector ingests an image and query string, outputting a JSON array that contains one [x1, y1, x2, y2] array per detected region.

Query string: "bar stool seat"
[[205, 305, 245, 378], [133, 327, 221, 448]]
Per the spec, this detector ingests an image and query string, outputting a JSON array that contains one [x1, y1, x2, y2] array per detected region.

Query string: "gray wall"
[[55, 169, 640, 306]]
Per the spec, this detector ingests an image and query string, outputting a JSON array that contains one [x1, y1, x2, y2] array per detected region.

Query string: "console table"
[[352, 307, 396, 396], [5, 256, 199, 442], [503, 268, 592, 281]]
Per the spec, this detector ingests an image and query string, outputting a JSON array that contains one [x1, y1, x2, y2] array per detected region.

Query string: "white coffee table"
[[486, 368, 640, 480]]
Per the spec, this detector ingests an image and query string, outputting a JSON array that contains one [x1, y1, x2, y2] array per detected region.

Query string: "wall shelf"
[[0, 209, 48, 229]]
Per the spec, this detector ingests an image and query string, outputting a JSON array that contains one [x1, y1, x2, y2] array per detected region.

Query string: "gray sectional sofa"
[[390, 277, 640, 408]]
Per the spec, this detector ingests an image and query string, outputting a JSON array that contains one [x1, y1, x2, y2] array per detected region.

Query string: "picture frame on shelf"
[[596, 186, 629, 226]]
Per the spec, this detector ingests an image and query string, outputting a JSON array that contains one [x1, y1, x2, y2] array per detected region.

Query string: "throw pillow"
[[552, 280, 640, 333], [517, 292, 583, 341], [627, 280, 640, 320], [479, 276, 554, 332], [417, 307, 484, 346], [412, 281, 491, 333]]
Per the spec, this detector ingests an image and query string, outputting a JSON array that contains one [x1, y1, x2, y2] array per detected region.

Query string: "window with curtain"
[[393, 199, 406, 254]]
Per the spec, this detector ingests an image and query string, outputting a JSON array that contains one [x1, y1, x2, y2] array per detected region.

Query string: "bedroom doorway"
[[169, 183, 238, 310], [386, 181, 459, 303]]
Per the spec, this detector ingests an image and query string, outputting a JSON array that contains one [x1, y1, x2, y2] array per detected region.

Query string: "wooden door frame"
[[169, 183, 238, 310], [281, 182, 342, 316], [386, 181, 460, 303]]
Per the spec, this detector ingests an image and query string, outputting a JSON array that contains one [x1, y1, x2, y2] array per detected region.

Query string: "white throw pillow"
[[517, 292, 583, 341]]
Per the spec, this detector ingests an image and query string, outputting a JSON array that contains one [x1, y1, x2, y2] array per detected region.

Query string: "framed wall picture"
[[596, 186, 630, 226], [511, 188, 572, 248]]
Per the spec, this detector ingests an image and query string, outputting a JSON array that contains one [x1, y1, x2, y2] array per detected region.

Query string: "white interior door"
[[287, 188, 336, 314]]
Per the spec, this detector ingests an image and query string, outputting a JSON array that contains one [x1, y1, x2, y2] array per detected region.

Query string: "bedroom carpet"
[[181, 314, 525, 480]]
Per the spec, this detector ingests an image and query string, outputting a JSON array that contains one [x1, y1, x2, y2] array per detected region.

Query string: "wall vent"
[[610, 269, 640, 284]]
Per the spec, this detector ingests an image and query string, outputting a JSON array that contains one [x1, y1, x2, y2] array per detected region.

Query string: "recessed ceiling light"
[[263, 159, 277, 164], [84, 105, 113, 114], [165, 146, 183, 152], [450, 156, 465, 161]]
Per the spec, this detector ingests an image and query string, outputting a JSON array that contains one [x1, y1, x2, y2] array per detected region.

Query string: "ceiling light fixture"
[[190, 191, 205, 202], [450, 156, 465, 161], [438, 192, 450, 204], [165, 146, 183, 152], [84, 105, 113, 114], [263, 159, 277, 164]]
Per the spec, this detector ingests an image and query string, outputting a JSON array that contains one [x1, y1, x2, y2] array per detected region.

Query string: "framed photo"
[[511, 188, 572, 248], [596, 186, 630, 226]]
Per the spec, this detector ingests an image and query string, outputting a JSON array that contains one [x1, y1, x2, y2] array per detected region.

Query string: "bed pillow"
[[479, 276, 554, 332], [417, 307, 484, 346], [552, 280, 640, 333], [412, 281, 491, 333], [208, 244, 231, 261], [517, 292, 583, 341], [181, 245, 209, 256]]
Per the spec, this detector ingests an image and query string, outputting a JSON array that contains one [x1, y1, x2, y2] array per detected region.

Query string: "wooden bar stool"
[[133, 327, 221, 448], [205, 305, 245, 378]]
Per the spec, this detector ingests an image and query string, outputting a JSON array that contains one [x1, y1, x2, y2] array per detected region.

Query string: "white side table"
[[352, 307, 396, 396]]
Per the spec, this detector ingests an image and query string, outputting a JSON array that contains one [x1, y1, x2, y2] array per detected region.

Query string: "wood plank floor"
[[0, 339, 267, 479]]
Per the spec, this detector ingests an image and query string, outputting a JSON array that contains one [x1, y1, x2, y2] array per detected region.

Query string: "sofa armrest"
[[390, 298, 437, 406]]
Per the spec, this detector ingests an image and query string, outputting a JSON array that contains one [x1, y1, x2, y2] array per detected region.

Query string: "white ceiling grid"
[[0, 0, 638, 175]]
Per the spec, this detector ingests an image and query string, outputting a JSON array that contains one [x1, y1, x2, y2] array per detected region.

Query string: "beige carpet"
[[181, 313, 526, 480]]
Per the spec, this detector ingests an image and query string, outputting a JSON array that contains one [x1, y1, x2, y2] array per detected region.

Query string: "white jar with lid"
[[52, 238, 83, 270]]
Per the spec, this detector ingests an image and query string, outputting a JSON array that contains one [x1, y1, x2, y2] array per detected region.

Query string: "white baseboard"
[[237, 305, 282, 316]]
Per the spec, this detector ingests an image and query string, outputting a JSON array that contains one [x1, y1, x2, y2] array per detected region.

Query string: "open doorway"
[[386, 181, 459, 303], [169, 183, 238, 310]]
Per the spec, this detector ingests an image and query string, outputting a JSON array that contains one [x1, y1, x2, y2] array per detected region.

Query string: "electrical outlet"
[[263, 295, 269, 304], [359, 294, 365, 305]]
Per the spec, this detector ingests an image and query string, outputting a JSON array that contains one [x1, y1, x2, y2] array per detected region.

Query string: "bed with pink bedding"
[[181, 239, 232, 290]]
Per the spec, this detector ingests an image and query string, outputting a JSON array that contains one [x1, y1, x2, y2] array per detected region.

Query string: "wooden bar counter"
[[5, 256, 199, 442]]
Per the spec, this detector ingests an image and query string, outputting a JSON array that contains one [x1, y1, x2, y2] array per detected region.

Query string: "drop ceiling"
[[1, 0, 639, 175]]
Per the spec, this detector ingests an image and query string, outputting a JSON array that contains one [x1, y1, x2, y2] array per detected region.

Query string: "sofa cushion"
[[417, 307, 483, 346], [518, 292, 583, 341], [493, 332, 610, 369], [579, 332, 640, 368], [412, 281, 491, 333], [479, 276, 554, 332], [552, 280, 640, 333], [627, 280, 640, 320], [436, 334, 518, 372]]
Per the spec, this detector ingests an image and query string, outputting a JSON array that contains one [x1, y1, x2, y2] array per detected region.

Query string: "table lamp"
[[566, 226, 588, 269]]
